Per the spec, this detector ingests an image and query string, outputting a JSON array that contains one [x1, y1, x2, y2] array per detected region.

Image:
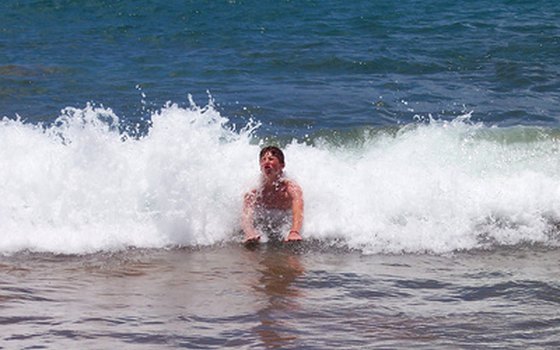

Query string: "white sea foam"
[[1, 103, 560, 254]]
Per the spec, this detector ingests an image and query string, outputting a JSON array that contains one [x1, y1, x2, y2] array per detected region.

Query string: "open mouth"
[[262, 164, 275, 174]]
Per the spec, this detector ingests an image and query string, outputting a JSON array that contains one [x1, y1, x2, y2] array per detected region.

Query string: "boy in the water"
[[242, 146, 304, 244]]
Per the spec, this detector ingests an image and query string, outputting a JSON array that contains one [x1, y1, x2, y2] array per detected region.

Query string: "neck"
[[262, 172, 283, 186]]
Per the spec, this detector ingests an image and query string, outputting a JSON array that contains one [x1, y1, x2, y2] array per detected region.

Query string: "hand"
[[244, 234, 261, 244], [284, 230, 302, 242]]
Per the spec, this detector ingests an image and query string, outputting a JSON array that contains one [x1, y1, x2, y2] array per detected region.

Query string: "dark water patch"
[[304, 270, 411, 301], [461, 270, 513, 280], [1, 287, 54, 303], [456, 280, 558, 303], [394, 279, 453, 290], [348, 288, 404, 300], [0, 315, 53, 325], [77, 317, 128, 326], [48, 329, 93, 341]]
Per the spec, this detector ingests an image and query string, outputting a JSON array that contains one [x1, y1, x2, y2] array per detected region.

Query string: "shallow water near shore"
[[2, 244, 559, 349]]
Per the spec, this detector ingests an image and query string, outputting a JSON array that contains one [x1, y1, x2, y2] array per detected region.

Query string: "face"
[[260, 151, 284, 179]]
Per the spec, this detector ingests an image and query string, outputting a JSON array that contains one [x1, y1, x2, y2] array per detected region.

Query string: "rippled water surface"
[[2, 245, 559, 349]]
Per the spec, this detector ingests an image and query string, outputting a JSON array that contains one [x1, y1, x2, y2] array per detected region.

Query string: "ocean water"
[[1, 0, 560, 348]]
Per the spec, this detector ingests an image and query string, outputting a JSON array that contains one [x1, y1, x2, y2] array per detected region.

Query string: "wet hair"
[[259, 146, 285, 165]]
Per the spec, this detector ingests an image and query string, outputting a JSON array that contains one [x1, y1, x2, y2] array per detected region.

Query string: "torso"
[[246, 177, 301, 242], [255, 179, 293, 210]]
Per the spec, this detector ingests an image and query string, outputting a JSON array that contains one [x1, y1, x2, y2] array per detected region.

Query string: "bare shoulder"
[[244, 188, 257, 203], [284, 179, 303, 196]]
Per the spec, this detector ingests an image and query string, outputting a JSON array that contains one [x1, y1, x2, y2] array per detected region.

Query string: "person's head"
[[259, 146, 285, 180], [259, 146, 284, 165]]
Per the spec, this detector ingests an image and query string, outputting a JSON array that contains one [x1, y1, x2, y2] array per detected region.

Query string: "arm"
[[241, 190, 260, 243], [285, 181, 304, 241]]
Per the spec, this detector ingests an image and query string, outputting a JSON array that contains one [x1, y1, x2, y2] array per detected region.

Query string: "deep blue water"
[[2, 0, 559, 137]]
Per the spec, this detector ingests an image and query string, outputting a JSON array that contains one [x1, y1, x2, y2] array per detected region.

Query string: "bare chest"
[[257, 183, 292, 210]]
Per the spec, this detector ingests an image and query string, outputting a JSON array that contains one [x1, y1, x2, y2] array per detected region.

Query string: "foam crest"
[[1, 106, 560, 254], [0, 101, 259, 254], [296, 117, 560, 253]]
